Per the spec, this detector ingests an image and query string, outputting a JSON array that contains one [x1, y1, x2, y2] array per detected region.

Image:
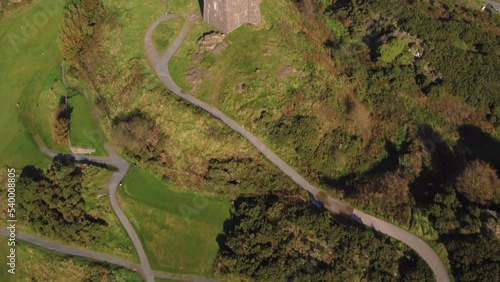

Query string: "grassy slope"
[[0, 0, 65, 168], [119, 167, 230, 276], [168, 0, 335, 175], [37, 67, 71, 153], [68, 93, 106, 155], [152, 16, 185, 51], [80, 167, 138, 261], [0, 237, 142, 282], [165, 0, 463, 274], [0, 2, 135, 261], [99, 0, 279, 192]]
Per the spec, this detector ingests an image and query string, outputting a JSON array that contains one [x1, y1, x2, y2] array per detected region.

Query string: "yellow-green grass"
[[169, 0, 309, 114], [157, 0, 201, 52], [37, 66, 71, 154], [167, 0, 322, 172], [119, 167, 230, 276], [0, 237, 142, 282], [68, 93, 106, 155], [80, 166, 138, 261], [97, 0, 273, 193], [166, 0, 343, 193], [0, 0, 65, 168], [166, 0, 200, 13], [168, 18, 214, 92], [98, 0, 168, 116], [152, 16, 185, 51]]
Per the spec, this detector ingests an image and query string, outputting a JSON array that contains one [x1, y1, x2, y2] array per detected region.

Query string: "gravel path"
[[57, 65, 155, 282], [0, 229, 221, 282], [144, 14, 450, 282]]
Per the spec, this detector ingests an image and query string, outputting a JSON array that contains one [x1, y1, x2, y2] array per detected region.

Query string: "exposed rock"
[[198, 31, 228, 54], [186, 68, 205, 91], [193, 51, 203, 63], [277, 62, 296, 77], [236, 83, 246, 93], [275, 62, 306, 79]]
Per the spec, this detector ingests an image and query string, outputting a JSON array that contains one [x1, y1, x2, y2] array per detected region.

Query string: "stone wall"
[[203, 0, 261, 33]]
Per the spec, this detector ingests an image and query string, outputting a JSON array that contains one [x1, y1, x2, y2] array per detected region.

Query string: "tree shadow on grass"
[[409, 125, 459, 208], [457, 125, 500, 174], [410, 124, 500, 208], [198, 0, 204, 17], [52, 154, 115, 171], [19, 165, 45, 181], [321, 140, 404, 198]]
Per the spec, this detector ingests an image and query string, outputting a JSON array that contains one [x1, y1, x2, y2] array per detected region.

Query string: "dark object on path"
[[312, 199, 323, 209]]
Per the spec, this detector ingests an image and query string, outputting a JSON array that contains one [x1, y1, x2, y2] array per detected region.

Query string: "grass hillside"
[[0, 0, 65, 167], [60, 0, 299, 195], [55, 0, 499, 280], [167, 0, 500, 280]]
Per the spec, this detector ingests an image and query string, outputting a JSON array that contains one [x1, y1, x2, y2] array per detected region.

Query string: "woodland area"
[[56, 0, 500, 281], [215, 194, 434, 281], [285, 0, 500, 281], [18, 158, 107, 244]]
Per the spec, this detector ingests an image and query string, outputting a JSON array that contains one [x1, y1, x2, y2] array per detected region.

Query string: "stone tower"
[[203, 0, 262, 33]]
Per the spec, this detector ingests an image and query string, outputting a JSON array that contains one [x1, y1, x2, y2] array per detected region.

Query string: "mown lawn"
[[119, 167, 230, 276], [68, 93, 106, 155], [0, 0, 65, 167], [0, 237, 142, 282]]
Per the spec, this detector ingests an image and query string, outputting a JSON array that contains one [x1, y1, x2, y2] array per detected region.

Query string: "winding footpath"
[[0, 228, 141, 271], [145, 14, 450, 282], [57, 66, 155, 282], [0, 66, 221, 281], [0, 229, 218, 282]]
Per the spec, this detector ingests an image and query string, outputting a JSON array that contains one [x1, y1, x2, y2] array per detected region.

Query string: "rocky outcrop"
[[198, 31, 227, 54]]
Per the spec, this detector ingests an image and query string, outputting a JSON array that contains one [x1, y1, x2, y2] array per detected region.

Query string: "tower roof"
[[203, 0, 262, 33]]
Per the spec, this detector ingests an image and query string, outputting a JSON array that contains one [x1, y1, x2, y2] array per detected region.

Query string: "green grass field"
[[0, 237, 142, 282], [68, 93, 106, 155], [152, 16, 185, 51], [0, 0, 65, 168], [119, 167, 230, 276]]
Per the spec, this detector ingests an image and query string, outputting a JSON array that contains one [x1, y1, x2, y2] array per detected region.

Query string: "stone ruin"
[[203, 0, 262, 33]]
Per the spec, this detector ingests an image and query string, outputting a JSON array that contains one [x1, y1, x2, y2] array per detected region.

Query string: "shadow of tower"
[[198, 0, 204, 17]]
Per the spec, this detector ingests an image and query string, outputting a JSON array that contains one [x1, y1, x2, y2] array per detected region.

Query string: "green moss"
[[377, 38, 410, 66]]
